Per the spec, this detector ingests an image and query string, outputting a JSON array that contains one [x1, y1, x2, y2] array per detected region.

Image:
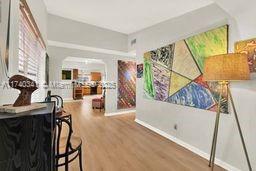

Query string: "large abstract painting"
[[144, 25, 229, 113], [235, 38, 256, 73], [118, 60, 136, 109]]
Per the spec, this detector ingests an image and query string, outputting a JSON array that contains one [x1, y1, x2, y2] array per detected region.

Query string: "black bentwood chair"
[[55, 117, 83, 171], [45, 92, 72, 126]]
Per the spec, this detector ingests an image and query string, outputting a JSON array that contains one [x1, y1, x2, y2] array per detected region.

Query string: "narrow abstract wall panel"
[[118, 60, 136, 109], [143, 25, 229, 113], [137, 64, 143, 78], [235, 38, 256, 73]]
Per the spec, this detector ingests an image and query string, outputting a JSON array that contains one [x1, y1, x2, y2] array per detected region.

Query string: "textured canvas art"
[[137, 64, 143, 78], [235, 38, 256, 73], [118, 60, 136, 109], [144, 25, 229, 113], [152, 63, 171, 101], [144, 52, 155, 98], [186, 26, 228, 72]]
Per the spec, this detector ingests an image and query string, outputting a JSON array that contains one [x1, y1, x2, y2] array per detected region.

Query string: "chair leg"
[[56, 160, 58, 171], [69, 115, 72, 127], [65, 156, 69, 171], [79, 148, 83, 171]]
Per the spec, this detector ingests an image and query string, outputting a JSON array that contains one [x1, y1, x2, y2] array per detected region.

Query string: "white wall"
[[213, 0, 256, 40], [130, 4, 256, 171], [48, 14, 128, 52], [26, 0, 48, 42], [47, 46, 135, 114], [0, 0, 48, 105]]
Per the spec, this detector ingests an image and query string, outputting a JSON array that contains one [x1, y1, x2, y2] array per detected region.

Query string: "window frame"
[[18, 0, 46, 82]]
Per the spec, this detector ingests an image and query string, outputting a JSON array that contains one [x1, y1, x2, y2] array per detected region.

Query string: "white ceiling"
[[43, 0, 213, 34], [212, 0, 255, 15]]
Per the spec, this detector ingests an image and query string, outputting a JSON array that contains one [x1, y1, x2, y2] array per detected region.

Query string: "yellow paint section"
[[169, 72, 191, 96], [144, 52, 152, 61], [172, 40, 201, 80]]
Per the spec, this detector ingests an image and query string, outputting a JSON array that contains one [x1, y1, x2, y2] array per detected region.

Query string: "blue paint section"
[[166, 82, 216, 110]]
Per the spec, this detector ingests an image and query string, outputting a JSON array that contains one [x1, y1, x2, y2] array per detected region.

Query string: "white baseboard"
[[63, 98, 84, 103], [135, 119, 241, 171], [105, 109, 136, 116], [63, 98, 73, 101]]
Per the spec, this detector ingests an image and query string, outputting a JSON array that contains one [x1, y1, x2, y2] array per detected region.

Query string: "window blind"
[[18, 0, 45, 82]]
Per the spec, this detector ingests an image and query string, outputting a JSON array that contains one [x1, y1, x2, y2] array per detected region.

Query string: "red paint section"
[[208, 105, 217, 112], [194, 75, 209, 89]]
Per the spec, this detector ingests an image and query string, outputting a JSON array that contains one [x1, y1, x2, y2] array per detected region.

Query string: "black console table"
[[0, 102, 55, 171]]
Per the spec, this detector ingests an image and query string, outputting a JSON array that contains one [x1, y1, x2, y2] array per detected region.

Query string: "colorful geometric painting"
[[235, 38, 256, 73], [143, 25, 229, 113], [137, 64, 143, 78], [118, 60, 136, 109]]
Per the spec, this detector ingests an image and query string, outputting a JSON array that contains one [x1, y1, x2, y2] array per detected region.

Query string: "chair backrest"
[[55, 117, 73, 157], [45, 95, 64, 109], [45, 90, 52, 101], [102, 88, 106, 99]]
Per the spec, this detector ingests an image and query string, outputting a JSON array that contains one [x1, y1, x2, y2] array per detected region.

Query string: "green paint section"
[[144, 55, 155, 98], [185, 25, 228, 72]]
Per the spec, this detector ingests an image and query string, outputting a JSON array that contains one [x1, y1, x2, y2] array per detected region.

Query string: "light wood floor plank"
[[59, 96, 225, 171]]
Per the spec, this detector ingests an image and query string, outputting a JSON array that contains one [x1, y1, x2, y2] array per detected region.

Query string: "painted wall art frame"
[[137, 64, 143, 78], [144, 25, 229, 113], [117, 60, 136, 109], [235, 38, 256, 74]]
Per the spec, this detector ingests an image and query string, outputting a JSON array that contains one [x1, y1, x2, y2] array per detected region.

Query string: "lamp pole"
[[209, 82, 252, 171], [227, 87, 252, 171], [209, 81, 225, 170]]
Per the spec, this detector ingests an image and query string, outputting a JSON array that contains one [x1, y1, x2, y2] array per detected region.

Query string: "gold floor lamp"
[[203, 53, 252, 171]]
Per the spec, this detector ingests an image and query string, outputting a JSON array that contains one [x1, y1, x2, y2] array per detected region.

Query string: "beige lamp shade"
[[203, 53, 250, 81]]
